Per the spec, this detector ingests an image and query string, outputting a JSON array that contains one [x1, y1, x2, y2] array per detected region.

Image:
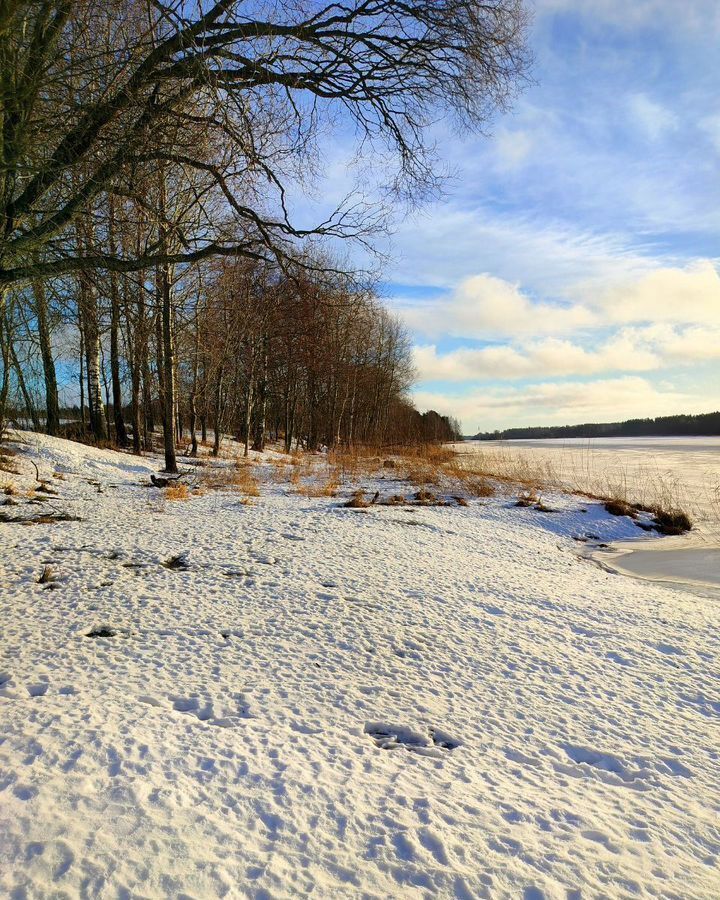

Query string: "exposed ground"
[[1, 433, 719, 898]]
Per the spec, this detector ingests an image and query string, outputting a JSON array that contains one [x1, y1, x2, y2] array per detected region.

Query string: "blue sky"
[[326, 0, 720, 432]]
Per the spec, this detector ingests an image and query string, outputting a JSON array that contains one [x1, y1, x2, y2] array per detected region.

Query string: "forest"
[[3, 253, 462, 469], [474, 410, 720, 441], [0, 1, 524, 469]]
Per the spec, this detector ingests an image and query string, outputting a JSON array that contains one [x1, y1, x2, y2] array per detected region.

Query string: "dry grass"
[[202, 461, 261, 497], [2, 482, 18, 496], [652, 507, 693, 535], [0, 450, 20, 475], [228, 464, 260, 497], [165, 483, 190, 501], [267, 458, 292, 484], [328, 447, 383, 480], [604, 498, 637, 518], [296, 468, 341, 498], [403, 444, 457, 466], [286, 453, 316, 485], [404, 462, 441, 487], [454, 444, 701, 528], [344, 490, 370, 508]]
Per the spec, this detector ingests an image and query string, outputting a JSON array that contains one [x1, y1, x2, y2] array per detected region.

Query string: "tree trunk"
[[109, 278, 128, 446], [251, 334, 269, 452], [212, 367, 224, 457], [0, 301, 11, 429], [160, 262, 177, 473], [101, 344, 112, 440], [78, 316, 86, 431], [189, 320, 200, 457], [108, 201, 128, 447], [10, 340, 40, 430], [33, 280, 60, 436], [80, 273, 107, 441]]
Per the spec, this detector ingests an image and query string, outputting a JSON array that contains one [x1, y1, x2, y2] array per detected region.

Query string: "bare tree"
[[1, 0, 528, 444]]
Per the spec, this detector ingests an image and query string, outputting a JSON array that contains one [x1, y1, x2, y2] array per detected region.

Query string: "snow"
[[458, 437, 720, 598], [457, 437, 720, 523], [1, 432, 719, 898]]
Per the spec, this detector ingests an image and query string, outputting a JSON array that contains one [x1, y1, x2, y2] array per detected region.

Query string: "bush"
[[652, 507, 692, 535], [344, 490, 370, 508], [166, 484, 190, 501], [604, 499, 636, 518]]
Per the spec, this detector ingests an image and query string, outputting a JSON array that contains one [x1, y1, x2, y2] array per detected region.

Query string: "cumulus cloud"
[[414, 335, 659, 383], [402, 274, 597, 340], [600, 261, 720, 326], [413, 377, 711, 432], [398, 260, 720, 350]]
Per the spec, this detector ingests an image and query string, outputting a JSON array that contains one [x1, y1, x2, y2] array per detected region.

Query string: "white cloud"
[[600, 260, 720, 326], [398, 260, 720, 349], [493, 128, 534, 171], [533, 0, 720, 33], [401, 273, 597, 340], [414, 335, 659, 382], [414, 376, 713, 432], [626, 93, 678, 141], [622, 324, 720, 361], [391, 208, 657, 293]]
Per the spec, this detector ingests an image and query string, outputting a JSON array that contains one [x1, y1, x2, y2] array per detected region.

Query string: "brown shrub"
[[329, 447, 383, 479], [534, 501, 558, 513], [405, 464, 441, 486], [604, 499, 636, 518], [0, 452, 20, 475], [166, 484, 190, 501], [463, 476, 495, 498], [344, 490, 370, 508], [231, 465, 260, 496], [652, 507, 692, 535], [297, 469, 340, 497]]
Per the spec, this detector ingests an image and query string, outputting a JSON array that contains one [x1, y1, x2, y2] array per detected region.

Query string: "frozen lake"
[[455, 436, 720, 596], [456, 436, 720, 524]]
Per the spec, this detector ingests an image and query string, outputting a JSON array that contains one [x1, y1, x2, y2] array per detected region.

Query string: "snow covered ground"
[[1, 433, 719, 898]]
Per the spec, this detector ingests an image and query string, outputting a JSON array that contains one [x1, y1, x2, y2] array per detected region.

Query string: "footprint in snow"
[[27, 682, 49, 698], [140, 693, 250, 727], [163, 553, 190, 570], [364, 722, 461, 756], [560, 744, 653, 788], [606, 651, 634, 666]]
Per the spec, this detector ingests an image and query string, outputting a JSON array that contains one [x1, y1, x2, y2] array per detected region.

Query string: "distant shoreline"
[[466, 433, 719, 441], [470, 410, 720, 442]]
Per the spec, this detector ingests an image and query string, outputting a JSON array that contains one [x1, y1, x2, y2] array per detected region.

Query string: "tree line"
[[474, 411, 720, 441], [0, 1, 527, 469], [4, 254, 462, 465]]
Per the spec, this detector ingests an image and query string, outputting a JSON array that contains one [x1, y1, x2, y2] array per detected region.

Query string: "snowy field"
[[1, 433, 719, 898]]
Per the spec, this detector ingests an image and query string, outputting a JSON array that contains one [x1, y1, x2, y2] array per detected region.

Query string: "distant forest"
[[473, 411, 720, 441]]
